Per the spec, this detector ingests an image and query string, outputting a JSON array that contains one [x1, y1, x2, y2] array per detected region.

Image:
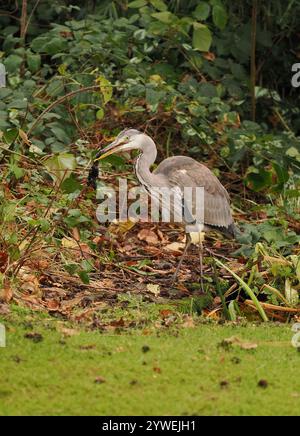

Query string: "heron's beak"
[[94, 138, 132, 161]]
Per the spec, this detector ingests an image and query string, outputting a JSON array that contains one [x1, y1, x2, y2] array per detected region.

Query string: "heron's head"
[[95, 129, 143, 161]]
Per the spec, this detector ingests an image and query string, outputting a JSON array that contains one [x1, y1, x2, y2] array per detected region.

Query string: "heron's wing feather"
[[155, 156, 233, 228]]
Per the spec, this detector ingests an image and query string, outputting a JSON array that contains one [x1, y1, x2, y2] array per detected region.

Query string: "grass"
[[0, 306, 300, 416]]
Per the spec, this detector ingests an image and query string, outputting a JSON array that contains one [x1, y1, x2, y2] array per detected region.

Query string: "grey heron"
[[90, 128, 237, 284]]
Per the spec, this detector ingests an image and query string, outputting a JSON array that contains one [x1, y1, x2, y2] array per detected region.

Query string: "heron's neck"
[[135, 136, 159, 189]]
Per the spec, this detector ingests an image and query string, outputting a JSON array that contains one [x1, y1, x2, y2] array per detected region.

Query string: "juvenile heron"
[[89, 129, 237, 283]]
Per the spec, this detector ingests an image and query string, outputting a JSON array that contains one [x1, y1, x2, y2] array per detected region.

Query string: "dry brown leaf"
[[109, 220, 136, 236], [19, 268, 41, 296], [159, 309, 174, 318], [35, 259, 49, 270], [138, 229, 159, 245], [0, 304, 10, 315], [203, 51, 215, 61], [213, 240, 222, 249], [72, 227, 80, 241], [164, 242, 185, 253], [182, 316, 195, 328], [239, 342, 258, 350], [146, 284, 160, 297], [0, 252, 8, 273], [45, 299, 60, 311], [19, 129, 31, 146], [61, 237, 78, 249], [59, 327, 79, 337], [94, 376, 106, 384], [62, 237, 94, 259], [157, 228, 167, 243], [0, 283, 13, 303], [223, 336, 258, 350], [60, 296, 85, 311]]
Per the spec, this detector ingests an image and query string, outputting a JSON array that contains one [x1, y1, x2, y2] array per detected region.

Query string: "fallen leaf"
[[164, 242, 185, 252], [146, 283, 160, 297], [19, 128, 31, 146], [157, 228, 167, 242], [94, 376, 106, 384], [220, 336, 258, 350], [203, 51, 215, 61], [159, 309, 174, 318], [110, 318, 125, 327], [45, 299, 60, 311], [59, 327, 79, 337], [80, 344, 96, 350], [182, 316, 195, 328], [213, 240, 222, 249], [239, 341, 258, 350], [19, 268, 41, 296], [72, 227, 80, 241], [0, 252, 8, 273], [138, 229, 159, 245], [0, 304, 10, 315], [0, 283, 13, 303], [24, 332, 43, 343], [62, 237, 94, 259], [115, 220, 136, 235]]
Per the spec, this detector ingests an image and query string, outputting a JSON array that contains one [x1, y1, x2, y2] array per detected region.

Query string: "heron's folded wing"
[[165, 163, 233, 228]]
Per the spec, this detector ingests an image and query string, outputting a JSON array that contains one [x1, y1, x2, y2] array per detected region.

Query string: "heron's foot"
[[170, 271, 179, 286], [198, 276, 205, 293]]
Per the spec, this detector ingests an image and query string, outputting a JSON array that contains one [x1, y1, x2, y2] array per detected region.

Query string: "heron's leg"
[[172, 233, 191, 284], [198, 239, 205, 292]]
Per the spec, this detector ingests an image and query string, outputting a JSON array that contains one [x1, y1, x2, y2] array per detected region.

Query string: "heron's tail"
[[225, 223, 241, 239], [205, 223, 240, 239]]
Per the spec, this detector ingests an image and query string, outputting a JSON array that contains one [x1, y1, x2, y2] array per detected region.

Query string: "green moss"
[[0, 308, 299, 416]]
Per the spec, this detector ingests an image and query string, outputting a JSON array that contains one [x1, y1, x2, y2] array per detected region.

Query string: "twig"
[[24, 0, 41, 36], [245, 300, 300, 313], [20, 0, 27, 40], [212, 256, 230, 319], [250, 0, 257, 121], [27, 85, 101, 136]]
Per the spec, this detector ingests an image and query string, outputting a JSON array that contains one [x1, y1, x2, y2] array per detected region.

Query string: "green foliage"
[[0, 0, 299, 293]]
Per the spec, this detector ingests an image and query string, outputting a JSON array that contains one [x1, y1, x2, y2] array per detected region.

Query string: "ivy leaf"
[[43, 37, 68, 55], [45, 153, 76, 183], [152, 12, 175, 24], [3, 54, 22, 73], [96, 108, 105, 120], [97, 76, 113, 105], [78, 270, 90, 284], [27, 52, 41, 73], [61, 174, 83, 194], [286, 147, 300, 158], [150, 0, 167, 11], [212, 5, 228, 30], [193, 2, 211, 20], [31, 36, 48, 52], [3, 128, 19, 144], [11, 164, 24, 180], [128, 0, 147, 8], [192, 23, 212, 52], [246, 168, 272, 192], [50, 125, 71, 144]]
